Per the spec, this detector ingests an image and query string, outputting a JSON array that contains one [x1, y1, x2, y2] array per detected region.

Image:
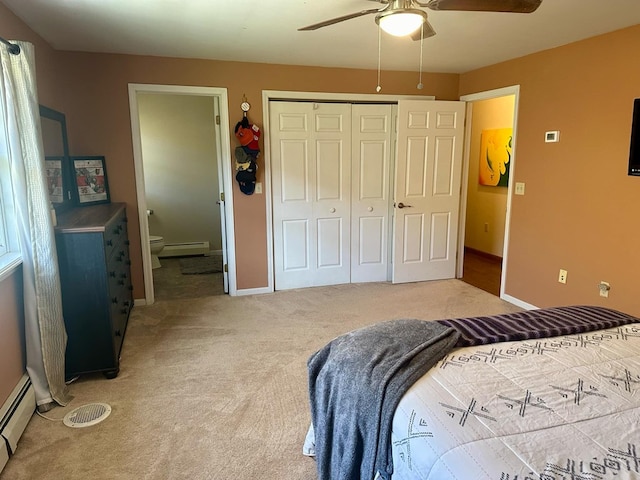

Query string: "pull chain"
[[376, 26, 382, 93], [417, 23, 424, 90]]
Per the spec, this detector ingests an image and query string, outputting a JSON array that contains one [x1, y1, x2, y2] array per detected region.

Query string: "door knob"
[[329, 208, 336, 213], [397, 202, 413, 209], [367, 207, 373, 212]]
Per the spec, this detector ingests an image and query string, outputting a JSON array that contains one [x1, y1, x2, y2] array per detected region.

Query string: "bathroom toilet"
[[149, 235, 165, 269]]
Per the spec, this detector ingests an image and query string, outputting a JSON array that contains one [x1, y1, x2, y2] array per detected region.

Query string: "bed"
[[304, 305, 640, 480]]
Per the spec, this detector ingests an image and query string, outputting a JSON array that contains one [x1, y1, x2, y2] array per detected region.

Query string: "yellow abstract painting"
[[479, 128, 512, 187]]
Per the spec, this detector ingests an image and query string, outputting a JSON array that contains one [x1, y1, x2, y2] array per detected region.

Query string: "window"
[[0, 184, 7, 258], [0, 109, 21, 281]]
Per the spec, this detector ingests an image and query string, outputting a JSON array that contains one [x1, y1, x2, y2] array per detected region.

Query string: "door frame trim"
[[458, 85, 520, 300], [128, 83, 236, 303], [262, 90, 434, 292]]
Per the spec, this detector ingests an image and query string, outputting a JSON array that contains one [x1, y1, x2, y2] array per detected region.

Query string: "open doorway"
[[458, 87, 519, 297], [128, 84, 236, 304]]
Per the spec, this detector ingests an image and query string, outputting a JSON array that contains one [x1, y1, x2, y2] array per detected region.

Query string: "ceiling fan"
[[298, 0, 542, 40]]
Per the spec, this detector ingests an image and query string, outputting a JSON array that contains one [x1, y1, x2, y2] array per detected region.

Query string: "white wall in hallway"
[[138, 94, 222, 250]]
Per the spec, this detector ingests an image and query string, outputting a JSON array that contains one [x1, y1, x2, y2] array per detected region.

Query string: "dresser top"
[[55, 203, 126, 233]]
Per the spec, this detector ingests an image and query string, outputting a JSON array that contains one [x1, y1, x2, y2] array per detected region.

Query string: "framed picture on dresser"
[[70, 155, 110, 206], [44, 156, 66, 204]]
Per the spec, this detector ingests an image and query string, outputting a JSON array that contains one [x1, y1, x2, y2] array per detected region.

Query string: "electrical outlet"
[[558, 269, 567, 284], [599, 281, 610, 298]]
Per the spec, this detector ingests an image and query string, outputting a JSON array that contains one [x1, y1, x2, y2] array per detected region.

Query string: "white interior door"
[[392, 100, 466, 283], [270, 102, 351, 290], [213, 97, 229, 293], [351, 104, 394, 283]]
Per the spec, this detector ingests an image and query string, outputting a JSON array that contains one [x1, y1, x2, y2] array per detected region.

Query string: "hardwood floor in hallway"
[[461, 247, 502, 297]]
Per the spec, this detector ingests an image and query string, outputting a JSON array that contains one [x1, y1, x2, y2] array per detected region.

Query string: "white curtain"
[[0, 41, 71, 410]]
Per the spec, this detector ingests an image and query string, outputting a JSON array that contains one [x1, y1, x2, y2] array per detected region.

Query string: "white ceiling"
[[3, 0, 640, 73]]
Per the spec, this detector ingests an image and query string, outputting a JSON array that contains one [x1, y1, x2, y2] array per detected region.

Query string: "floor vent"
[[63, 403, 111, 428]]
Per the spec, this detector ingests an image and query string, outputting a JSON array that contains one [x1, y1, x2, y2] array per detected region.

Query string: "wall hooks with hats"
[[241, 94, 251, 117], [234, 102, 261, 195]]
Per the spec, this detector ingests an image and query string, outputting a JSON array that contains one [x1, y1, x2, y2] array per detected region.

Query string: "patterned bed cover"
[[391, 318, 640, 479]]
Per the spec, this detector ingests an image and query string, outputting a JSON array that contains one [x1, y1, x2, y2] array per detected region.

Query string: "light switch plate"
[[545, 131, 560, 143]]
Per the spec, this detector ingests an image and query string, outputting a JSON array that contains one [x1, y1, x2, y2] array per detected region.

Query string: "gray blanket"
[[307, 319, 459, 480]]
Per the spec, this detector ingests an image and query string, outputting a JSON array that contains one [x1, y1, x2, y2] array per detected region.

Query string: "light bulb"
[[377, 10, 426, 37]]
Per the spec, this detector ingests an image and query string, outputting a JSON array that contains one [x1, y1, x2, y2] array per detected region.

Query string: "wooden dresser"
[[55, 202, 133, 379]]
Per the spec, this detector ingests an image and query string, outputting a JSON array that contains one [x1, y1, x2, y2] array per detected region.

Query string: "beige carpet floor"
[[0, 280, 521, 480]]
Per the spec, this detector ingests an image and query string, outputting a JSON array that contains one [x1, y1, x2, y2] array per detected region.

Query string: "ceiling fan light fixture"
[[376, 9, 427, 37]]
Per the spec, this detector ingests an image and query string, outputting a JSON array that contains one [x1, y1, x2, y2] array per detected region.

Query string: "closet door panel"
[[271, 101, 351, 289], [351, 104, 393, 283], [393, 100, 465, 283]]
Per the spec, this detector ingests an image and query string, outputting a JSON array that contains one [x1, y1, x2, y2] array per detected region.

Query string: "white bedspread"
[[391, 323, 640, 479]]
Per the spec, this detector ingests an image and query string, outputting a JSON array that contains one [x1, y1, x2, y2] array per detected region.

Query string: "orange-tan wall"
[[460, 25, 640, 315], [55, 53, 459, 293], [0, 270, 25, 405], [0, 4, 66, 111]]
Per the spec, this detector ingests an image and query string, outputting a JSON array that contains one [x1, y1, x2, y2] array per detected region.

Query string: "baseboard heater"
[[0, 374, 35, 474], [158, 241, 210, 258]]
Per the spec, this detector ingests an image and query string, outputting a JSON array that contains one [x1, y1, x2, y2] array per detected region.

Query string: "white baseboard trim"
[[134, 298, 147, 307], [234, 286, 273, 296], [502, 293, 539, 310], [158, 242, 209, 258]]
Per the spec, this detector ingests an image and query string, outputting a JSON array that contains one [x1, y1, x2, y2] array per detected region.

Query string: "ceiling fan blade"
[[298, 8, 383, 31], [411, 20, 437, 41], [423, 0, 541, 13]]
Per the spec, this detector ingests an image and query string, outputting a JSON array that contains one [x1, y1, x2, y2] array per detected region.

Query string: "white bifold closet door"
[[392, 100, 466, 283], [350, 104, 395, 283], [270, 99, 464, 290], [270, 101, 353, 290]]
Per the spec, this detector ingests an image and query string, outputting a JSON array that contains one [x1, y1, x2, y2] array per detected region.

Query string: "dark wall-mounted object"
[[39, 105, 73, 210], [629, 98, 640, 177]]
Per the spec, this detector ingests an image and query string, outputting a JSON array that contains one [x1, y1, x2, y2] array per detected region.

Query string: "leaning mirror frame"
[[39, 104, 73, 213]]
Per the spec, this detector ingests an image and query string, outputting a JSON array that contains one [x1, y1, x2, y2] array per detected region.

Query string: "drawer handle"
[[109, 271, 116, 278], [128, 285, 134, 291], [112, 297, 118, 304], [120, 308, 128, 314], [106, 239, 113, 246], [114, 330, 121, 337], [118, 280, 125, 286]]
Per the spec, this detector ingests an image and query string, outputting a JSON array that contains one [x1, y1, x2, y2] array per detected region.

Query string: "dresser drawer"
[[104, 211, 128, 259]]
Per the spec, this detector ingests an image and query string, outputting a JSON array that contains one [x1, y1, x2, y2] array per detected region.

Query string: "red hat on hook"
[[235, 119, 260, 151]]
